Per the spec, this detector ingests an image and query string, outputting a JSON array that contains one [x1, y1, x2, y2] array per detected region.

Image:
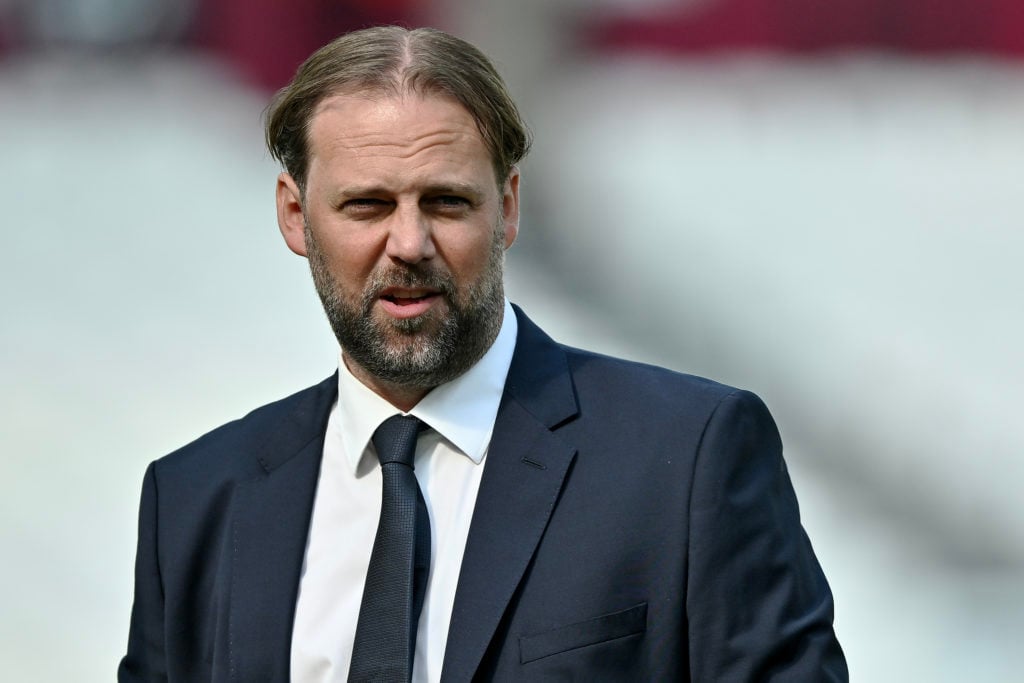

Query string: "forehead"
[[305, 91, 491, 173]]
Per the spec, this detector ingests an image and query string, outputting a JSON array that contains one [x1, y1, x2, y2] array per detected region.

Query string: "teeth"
[[384, 292, 430, 301]]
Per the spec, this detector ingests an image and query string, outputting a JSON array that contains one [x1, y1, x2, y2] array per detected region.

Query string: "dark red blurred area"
[[192, 0, 426, 91], [1, 0, 1021, 91], [586, 0, 1024, 57], [0, 0, 426, 91]]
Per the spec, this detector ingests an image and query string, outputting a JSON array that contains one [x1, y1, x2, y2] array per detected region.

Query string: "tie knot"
[[372, 414, 424, 468]]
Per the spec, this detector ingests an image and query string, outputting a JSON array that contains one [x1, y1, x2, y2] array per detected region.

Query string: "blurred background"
[[2, 0, 1022, 680]]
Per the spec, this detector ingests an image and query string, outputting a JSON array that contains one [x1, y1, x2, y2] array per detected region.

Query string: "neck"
[[342, 356, 431, 413]]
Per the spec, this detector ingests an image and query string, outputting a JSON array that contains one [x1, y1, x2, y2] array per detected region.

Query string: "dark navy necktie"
[[349, 415, 430, 683]]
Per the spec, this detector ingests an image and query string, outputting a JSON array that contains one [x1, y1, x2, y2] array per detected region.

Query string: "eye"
[[341, 197, 392, 217], [437, 195, 468, 206], [347, 198, 387, 208], [426, 195, 472, 214]]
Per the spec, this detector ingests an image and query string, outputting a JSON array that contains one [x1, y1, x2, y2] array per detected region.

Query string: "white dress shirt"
[[290, 300, 518, 683]]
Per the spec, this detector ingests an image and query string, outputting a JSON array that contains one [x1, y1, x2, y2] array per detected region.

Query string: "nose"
[[384, 205, 436, 264]]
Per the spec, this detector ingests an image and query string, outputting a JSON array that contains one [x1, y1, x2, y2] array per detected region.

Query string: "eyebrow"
[[333, 182, 487, 202], [422, 182, 487, 198]]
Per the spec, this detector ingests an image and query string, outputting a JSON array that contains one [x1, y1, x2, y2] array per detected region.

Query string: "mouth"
[[377, 287, 442, 319]]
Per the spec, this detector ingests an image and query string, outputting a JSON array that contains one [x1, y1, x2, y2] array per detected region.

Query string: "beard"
[[305, 221, 507, 391]]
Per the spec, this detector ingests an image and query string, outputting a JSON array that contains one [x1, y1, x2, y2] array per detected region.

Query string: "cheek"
[[435, 222, 502, 279], [315, 227, 386, 284]]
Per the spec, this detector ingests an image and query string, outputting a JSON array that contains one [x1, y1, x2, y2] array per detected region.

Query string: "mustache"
[[361, 263, 457, 307]]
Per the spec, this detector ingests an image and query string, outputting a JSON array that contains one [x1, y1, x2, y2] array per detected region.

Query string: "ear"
[[501, 167, 520, 250], [276, 172, 308, 257]]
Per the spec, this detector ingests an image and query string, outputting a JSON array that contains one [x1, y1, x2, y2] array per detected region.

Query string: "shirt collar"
[[335, 298, 518, 474]]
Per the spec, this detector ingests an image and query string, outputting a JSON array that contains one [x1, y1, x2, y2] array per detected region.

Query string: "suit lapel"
[[441, 307, 579, 682], [222, 375, 337, 681]]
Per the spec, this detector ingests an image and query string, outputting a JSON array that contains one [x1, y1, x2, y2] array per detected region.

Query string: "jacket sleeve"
[[685, 390, 848, 681], [118, 462, 168, 682]]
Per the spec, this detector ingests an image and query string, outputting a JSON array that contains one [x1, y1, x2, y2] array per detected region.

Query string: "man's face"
[[276, 91, 520, 402]]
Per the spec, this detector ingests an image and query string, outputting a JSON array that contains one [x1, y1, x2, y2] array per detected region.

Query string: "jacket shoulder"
[[561, 344, 748, 410], [152, 374, 337, 485]]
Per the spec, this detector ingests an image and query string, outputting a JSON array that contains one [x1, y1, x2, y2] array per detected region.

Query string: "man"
[[120, 26, 847, 682]]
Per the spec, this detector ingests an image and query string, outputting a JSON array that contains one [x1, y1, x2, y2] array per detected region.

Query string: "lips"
[[378, 287, 442, 319], [380, 287, 439, 303]]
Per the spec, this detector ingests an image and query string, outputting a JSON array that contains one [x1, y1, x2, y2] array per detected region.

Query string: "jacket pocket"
[[518, 602, 648, 664]]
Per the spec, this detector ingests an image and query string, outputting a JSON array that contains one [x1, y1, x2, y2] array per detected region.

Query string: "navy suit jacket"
[[120, 306, 847, 681]]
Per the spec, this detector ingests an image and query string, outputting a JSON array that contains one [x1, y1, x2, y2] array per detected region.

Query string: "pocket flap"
[[519, 602, 648, 664]]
